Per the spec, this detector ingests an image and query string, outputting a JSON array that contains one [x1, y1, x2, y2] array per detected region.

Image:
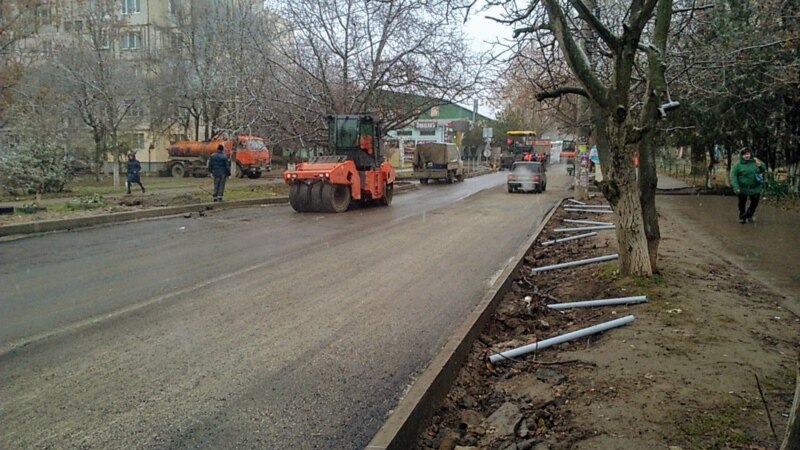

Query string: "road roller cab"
[[284, 115, 396, 213]]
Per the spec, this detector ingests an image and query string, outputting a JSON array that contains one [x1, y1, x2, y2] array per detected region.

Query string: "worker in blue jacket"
[[208, 145, 231, 202], [126, 153, 145, 194]]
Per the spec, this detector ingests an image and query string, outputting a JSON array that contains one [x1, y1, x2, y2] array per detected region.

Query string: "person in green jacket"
[[730, 147, 766, 224]]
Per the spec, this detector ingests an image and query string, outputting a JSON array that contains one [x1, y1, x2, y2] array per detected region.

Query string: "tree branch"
[[673, 4, 715, 14], [512, 24, 551, 38], [567, 0, 620, 51], [541, 0, 609, 105], [536, 86, 590, 101]]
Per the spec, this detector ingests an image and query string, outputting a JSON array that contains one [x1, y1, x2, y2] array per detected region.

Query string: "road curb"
[[0, 183, 419, 238], [0, 197, 288, 238], [365, 197, 565, 450]]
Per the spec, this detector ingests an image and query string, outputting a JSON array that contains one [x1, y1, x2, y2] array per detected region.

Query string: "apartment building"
[[11, 0, 280, 173]]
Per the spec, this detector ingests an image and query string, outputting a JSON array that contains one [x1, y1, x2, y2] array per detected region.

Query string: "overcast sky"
[[459, 0, 514, 119]]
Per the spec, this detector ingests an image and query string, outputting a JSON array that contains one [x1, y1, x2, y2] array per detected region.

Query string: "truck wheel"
[[380, 182, 393, 206], [170, 163, 186, 178], [420, 178, 428, 185], [456, 173, 464, 182], [236, 163, 245, 178], [247, 172, 262, 179], [447, 172, 454, 184]]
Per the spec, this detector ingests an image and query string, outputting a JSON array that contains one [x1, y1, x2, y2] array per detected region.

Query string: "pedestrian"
[[126, 153, 145, 194], [730, 147, 766, 224], [208, 144, 231, 202]]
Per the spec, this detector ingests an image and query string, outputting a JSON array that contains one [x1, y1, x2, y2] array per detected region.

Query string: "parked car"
[[507, 161, 547, 193]]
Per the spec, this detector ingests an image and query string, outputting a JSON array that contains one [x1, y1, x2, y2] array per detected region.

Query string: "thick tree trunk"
[[634, 0, 672, 273], [638, 138, 660, 272], [601, 116, 653, 277]]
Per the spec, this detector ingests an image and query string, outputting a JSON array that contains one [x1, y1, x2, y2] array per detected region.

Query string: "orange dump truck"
[[167, 135, 271, 178]]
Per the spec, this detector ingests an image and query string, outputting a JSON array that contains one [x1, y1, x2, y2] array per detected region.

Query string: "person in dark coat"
[[208, 144, 231, 201], [730, 147, 766, 224], [126, 153, 145, 194]]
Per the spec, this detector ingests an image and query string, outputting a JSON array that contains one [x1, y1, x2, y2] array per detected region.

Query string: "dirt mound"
[[417, 200, 799, 450]]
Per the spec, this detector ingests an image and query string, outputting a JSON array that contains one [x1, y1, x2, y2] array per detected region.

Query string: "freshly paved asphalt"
[[0, 170, 569, 449]]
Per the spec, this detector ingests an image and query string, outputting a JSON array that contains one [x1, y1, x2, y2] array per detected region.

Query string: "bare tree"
[[50, 0, 144, 179], [500, 0, 682, 276], [263, 0, 488, 146], [0, 0, 43, 127]]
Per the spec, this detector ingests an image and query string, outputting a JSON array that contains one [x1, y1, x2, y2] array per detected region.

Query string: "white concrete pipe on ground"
[[567, 199, 587, 205], [553, 225, 615, 232], [563, 219, 614, 226], [540, 232, 598, 246], [489, 315, 635, 363], [532, 253, 619, 272], [564, 208, 614, 214], [548, 295, 647, 310]]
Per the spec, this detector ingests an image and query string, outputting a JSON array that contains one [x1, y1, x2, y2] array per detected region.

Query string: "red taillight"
[[508, 175, 516, 181], [534, 176, 541, 181]]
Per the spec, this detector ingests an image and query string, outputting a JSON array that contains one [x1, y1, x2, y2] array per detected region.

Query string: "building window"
[[121, 0, 141, 14], [170, 32, 182, 49], [124, 99, 143, 117], [395, 130, 412, 136], [169, 0, 182, 16], [95, 30, 110, 49], [430, 106, 439, 117], [36, 5, 53, 26], [128, 133, 145, 150], [419, 130, 436, 136], [40, 41, 53, 55], [65, 20, 83, 32], [120, 31, 142, 50]]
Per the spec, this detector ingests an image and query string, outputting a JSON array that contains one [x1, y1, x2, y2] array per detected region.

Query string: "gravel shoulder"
[[417, 199, 799, 450]]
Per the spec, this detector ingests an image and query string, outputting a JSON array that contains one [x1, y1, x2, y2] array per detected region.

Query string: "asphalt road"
[[0, 170, 567, 449]]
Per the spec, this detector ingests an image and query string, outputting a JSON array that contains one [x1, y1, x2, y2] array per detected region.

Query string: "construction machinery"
[[500, 130, 536, 170], [283, 115, 396, 213], [167, 135, 271, 178]]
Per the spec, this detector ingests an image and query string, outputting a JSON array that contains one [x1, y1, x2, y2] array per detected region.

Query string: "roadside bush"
[[0, 135, 74, 196]]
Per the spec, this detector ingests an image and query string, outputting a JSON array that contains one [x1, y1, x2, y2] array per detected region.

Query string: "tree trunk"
[[781, 357, 800, 450], [93, 130, 105, 182], [638, 138, 660, 272], [600, 115, 653, 277]]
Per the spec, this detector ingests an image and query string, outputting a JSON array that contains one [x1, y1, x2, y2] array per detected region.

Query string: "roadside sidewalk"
[[659, 194, 800, 317], [656, 174, 692, 191]]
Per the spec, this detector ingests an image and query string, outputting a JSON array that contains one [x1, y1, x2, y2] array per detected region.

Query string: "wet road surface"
[[658, 194, 800, 313], [1, 170, 569, 449]]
